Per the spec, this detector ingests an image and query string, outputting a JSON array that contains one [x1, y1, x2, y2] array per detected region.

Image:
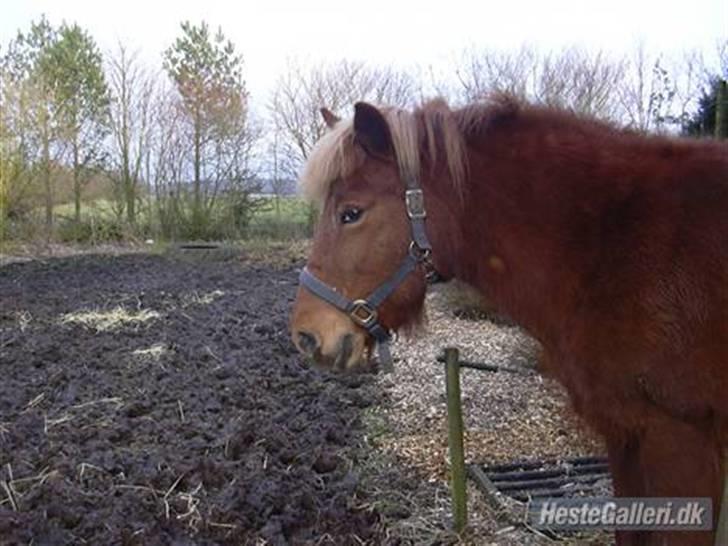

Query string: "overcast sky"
[[2, 0, 726, 106]]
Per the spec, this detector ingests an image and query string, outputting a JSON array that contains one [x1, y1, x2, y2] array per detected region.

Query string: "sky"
[[1, 0, 726, 108]]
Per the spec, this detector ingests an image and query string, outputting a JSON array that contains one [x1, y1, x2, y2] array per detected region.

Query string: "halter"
[[298, 173, 438, 373]]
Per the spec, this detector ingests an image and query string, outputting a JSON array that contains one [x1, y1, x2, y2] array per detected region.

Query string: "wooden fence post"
[[445, 347, 467, 533]]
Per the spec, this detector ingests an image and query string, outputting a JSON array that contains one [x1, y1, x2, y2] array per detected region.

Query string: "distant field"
[[53, 199, 117, 219], [53, 195, 308, 218], [49, 194, 313, 240], [249, 195, 310, 223], [247, 195, 313, 239]]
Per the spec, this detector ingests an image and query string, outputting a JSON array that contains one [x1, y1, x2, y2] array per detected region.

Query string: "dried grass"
[[15, 310, 32, 332], [132, 343, 169, 361], [0, 466, 60, 512], [115, 478, 206, 532], [60, 306, 160, 332], [180, 290, 225, 307]]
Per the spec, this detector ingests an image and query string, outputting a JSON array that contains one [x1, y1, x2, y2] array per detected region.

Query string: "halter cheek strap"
[[298, 176, 439, 373]]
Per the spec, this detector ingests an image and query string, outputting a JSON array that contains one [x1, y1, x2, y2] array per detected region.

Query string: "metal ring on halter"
[[408, 241, 432, 261], [349, 299, 378, 328]]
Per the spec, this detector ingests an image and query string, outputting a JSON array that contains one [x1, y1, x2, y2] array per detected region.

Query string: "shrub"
[[57, 215, 126, 244]]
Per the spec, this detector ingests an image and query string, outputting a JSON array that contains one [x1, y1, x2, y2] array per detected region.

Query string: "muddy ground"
[[0, 250, 400, 545]]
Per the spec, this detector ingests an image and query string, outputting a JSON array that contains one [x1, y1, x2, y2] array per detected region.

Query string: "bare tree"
[[144, 79, 261, 240], [106, 43, 155, 224], [715, 38, 728, 78], [455, 45, 538, 102], [455, 45, 626, 119], [269, 59, 417, 172], [617, 43, 672, 132], [536, 48, 626, 119], [664, 49, 706, 131], [616, 44, 714, 133], [455, 43, 718, 134], [145, 84, 187, 238], [267, 123, 295, 216]]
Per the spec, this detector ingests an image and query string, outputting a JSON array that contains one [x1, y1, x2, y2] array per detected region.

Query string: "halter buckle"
[[409, 241, 432, 262], [349, 299, 378, 328], [405, 189, 426, 219]]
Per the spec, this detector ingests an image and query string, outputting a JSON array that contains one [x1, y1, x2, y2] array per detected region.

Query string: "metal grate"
[[178, 243, 221, 250], [469, 455, 611, 504]]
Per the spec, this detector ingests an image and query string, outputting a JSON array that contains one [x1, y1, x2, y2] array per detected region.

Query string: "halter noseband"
[[298, 174, 439, 373]]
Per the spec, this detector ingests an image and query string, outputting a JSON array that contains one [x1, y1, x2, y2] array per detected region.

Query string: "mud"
[[0, 252, 386, 545]]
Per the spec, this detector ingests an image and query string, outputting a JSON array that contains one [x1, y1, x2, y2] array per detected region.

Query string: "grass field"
[[44, 194, 314, 242], [53, 198, 116, 216], [249, 195, 310, 224], [246, 195, 313, 239]]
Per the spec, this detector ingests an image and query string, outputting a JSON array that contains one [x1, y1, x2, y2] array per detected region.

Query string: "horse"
[[288, 95, 728, 545]]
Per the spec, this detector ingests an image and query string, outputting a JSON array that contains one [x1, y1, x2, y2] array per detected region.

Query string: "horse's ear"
[[353, 102, 393, 159], [320, 108, 340, 128]]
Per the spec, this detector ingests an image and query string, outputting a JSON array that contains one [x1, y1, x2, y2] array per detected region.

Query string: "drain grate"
[[469, 455, 611, 506], [178, 243, 221, 250]]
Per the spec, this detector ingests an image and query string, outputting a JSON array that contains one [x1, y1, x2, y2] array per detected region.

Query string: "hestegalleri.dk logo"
[[528, 498, 713, 531]]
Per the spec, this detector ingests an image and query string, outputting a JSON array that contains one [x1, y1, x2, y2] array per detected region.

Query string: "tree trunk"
[[0, 154, 7, 242], [73, 138, 81, 223], [193, 111, 202, 229], [42, 111, 53, 234], [126, 181, 136, 225], [716, 80, 728, 140], [122, 124, 136, 224]]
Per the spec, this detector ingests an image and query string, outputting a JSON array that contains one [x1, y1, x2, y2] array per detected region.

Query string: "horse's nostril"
[[297, 331, 319, 355], [333, 333, 354, 371]]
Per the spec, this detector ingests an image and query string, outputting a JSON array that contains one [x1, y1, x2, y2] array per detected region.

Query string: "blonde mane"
[[299, 99, 468, 206]]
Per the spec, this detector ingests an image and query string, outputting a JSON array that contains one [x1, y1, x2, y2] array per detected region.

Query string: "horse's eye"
[[340, 207, 363, 225]]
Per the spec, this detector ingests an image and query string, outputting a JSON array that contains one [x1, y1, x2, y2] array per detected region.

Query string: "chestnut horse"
[[289, 96, 728, 545]]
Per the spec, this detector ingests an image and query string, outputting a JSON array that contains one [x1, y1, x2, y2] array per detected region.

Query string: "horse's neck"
[[446, 128, 599, 347]]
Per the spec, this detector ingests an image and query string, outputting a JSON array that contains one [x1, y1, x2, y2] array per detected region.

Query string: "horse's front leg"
[[605, 429, 649, 546], [638, 410, 721, 546]]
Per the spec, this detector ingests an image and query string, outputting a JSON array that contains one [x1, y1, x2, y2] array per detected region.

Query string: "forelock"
[[298, 101, 467, 207]]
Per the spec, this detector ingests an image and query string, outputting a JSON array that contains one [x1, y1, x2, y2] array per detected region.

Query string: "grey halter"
[[298, 174, 439, 373]]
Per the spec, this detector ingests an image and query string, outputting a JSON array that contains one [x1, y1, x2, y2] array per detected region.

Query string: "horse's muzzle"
[[294, 330, 367, 372]]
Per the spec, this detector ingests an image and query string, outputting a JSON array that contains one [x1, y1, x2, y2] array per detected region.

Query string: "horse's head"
[[290, 102, 460, 372]]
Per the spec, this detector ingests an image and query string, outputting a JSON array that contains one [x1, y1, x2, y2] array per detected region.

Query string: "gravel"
[[370, 282, 608, 545]]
